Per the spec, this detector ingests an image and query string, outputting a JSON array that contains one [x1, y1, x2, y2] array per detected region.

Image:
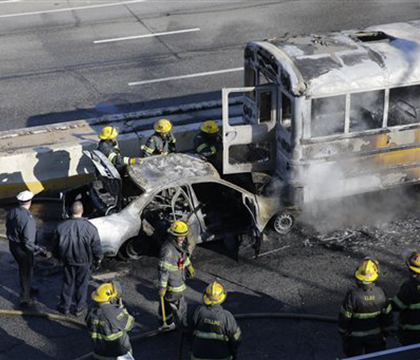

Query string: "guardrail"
[[0, 98, 243, 200]]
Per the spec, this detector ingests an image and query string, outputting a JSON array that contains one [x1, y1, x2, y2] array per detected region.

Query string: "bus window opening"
[[311, 95, 346, 137], [281, 93, 292, 132], [349, 90, 384, 133], [388, 85, 420, 127]]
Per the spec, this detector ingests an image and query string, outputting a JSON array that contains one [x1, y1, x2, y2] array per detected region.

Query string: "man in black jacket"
[[6, 191, 38, 305], [179, 281, 242, 360], [55, 201, 103, 316], [338, 257, 393, 357], [86, 281, 135, 360], [392, 251, 420, 345]]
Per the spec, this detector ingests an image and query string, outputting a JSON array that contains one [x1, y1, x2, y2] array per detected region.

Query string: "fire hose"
[[0, 308, 337, 360]]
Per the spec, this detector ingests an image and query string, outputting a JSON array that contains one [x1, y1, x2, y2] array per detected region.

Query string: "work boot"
[[72, 307, 85, 317], [19, 298, 35, 307]]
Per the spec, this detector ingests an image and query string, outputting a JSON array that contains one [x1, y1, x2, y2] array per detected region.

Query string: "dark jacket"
[[142, 132, 176, 157], [86, 301, 134, 358], [98, 139, 131, 168], [183, 304, 242, 359], [158, 238, 190, 293], [55, 218, 103, 266], [339, 283, 392, 338], [194, 132, 222, 160], [392, 276, 420, 332], [6, 206, 36, 253]]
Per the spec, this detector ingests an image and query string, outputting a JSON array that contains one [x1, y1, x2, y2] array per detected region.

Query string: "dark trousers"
[[9, 242, 34, 302], [158, 291, 186, 326], [60, 264, 90, 310], [343, 335, 386, 357]]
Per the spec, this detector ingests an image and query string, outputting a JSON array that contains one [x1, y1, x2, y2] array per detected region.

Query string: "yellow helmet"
[[407, 252, 420, 274], [92, 282, 118, 302], [168, 220, 189, 237], [99, 126, 118, 140], [355, 258, 379, 282], [203, 281, 226, 305], [154, 119, 172, 133], [201, 120, 219, 134]]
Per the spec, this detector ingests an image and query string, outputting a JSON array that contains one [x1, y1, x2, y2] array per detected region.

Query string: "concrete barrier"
[[0, 98, 243, 200]]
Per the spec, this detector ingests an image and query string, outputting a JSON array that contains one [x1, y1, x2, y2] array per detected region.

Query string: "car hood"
[[128, 153, 220, 191]]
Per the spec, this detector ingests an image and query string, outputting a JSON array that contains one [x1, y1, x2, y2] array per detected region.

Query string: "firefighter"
[[6, 191, 41, 305], [180, 281, 242, 360], [157, 220, 195, 329], [194, 120, 222, 165], [98, 126, 137, 168], [392, 251, 420, 346], [55, 201, 103, 316], [142, 119, 176, 157], [86, 281, 135, 360], [338, 258, 392, 357]]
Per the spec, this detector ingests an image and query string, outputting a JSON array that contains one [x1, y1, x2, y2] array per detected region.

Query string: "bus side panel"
[[296, 127, 420, 203]]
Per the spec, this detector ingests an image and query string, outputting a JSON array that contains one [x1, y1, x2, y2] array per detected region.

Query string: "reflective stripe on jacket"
[[338, 284, 392, 338], [86, 302, 134, 358], [98, 140, 131, 168], [392, 277, 420, 332], [158, 238, 190, 293], [193, 133, 221, 159], [186, 304, 241, 360], [142, 133, 176, 157]]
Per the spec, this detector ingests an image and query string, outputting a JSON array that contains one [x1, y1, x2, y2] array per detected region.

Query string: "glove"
[[34, 245, 47, 256], [158, 288, 167, 297], [93, 259, 101, 270], [130, 158, 136, 165], [187, 264, 195, 278]]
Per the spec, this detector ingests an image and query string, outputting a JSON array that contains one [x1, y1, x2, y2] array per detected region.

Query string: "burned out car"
[[63, 151, 285, 260]]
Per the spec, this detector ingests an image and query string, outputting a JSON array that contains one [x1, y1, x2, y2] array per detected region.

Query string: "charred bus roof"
[[247, 21, 420, 97]]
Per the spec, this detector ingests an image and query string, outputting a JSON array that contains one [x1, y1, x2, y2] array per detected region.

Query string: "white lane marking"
[[0, 0, 145, 18], [94, 27, 200, 44], [128, 67, 244, 86], [0, 0, 20, 3]]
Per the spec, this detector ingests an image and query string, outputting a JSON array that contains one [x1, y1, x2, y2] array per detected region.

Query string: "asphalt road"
[[0, 187, 419, 359], [0, 0, 419, 130]]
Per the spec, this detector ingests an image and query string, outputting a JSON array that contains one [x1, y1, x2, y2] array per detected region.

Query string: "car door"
[[222, 85, 277, 175]]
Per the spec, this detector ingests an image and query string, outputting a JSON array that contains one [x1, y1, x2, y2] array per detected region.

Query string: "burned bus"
[[222, 20, 420, 233]]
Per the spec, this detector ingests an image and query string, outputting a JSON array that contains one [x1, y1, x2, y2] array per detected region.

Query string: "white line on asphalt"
[[0, 0, 20, 3], [128, 67, 244, 86], [94, 27, 200, 44], [0, 0, 145, 18]]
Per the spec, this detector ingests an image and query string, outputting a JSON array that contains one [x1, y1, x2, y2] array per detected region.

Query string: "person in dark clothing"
[[338, 257, 393, 357], [98, 126, 138, 169], [392, 251, 420, 346], [157, 220, 195, 329], [142, 119, 176, 157], [179, 281, 242, 360], [55, 201, 103, 316], [6, 191, 38, 305], [86, 281, 135, 360], [194, 120, 222, 169]]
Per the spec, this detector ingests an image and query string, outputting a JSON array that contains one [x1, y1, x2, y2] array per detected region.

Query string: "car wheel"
[[273, 212, 295, 235], [118, 237, 151, 261]]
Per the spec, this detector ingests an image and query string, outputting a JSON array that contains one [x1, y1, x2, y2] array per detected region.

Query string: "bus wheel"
[[273, 212, 294, 235]]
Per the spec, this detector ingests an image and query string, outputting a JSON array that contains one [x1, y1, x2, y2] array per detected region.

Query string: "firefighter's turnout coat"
[[392, 276, 420, 343], [98, 139, 131, 168], [193, 132, 222, 160], [158, 238, 190, 295], [86, 301, 134, 359], [142, 132, 176, 157], [183, 304, 242, 360], [339, 283, 392, 339]]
